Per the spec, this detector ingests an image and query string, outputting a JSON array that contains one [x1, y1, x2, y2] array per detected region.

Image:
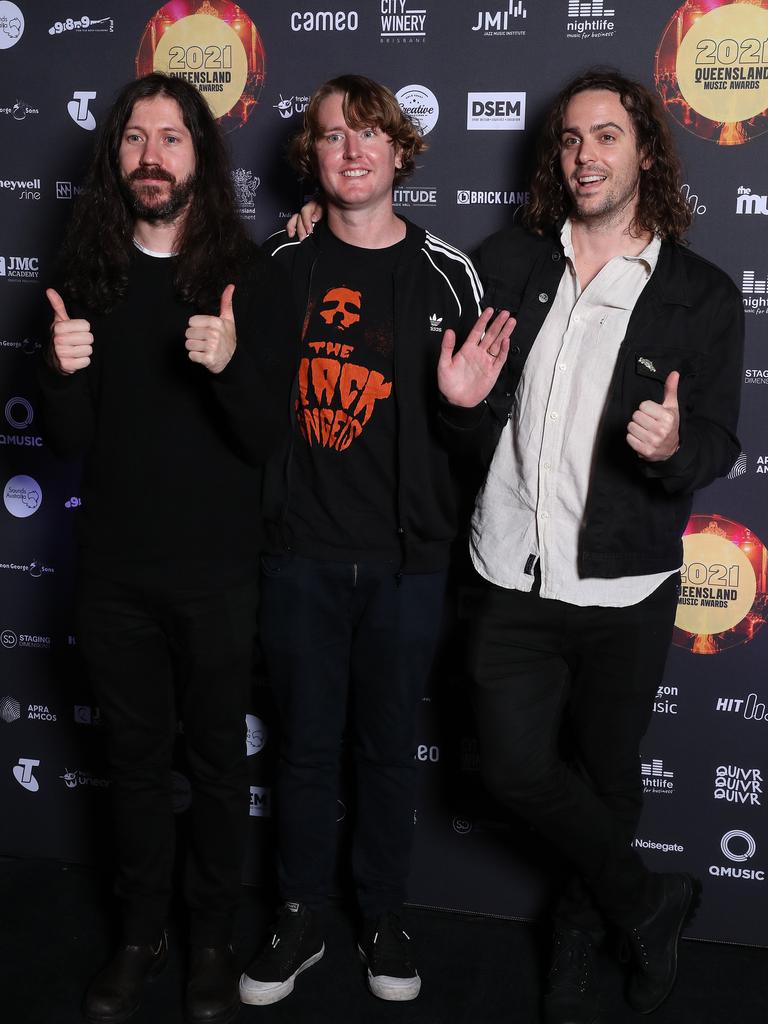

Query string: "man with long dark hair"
[[438, 69, 743, 1022], [39, 73, 294, 1024]]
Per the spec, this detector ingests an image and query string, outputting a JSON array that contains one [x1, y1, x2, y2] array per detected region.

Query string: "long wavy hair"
[[58, 73, 252, 313], [289, 74, 426, 186], [524, 69, 691, 242]]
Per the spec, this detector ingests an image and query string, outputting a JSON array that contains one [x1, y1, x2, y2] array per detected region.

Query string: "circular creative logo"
[[136, 2, 265, 131], [396, 85, 440, 136], [0, 2, 24, 49], [721, 829, 756, 862], [245, 713, 267, 755], [3, 474, 42, 518], [655, 1, 768, 145], [674, 514, 767, 654]]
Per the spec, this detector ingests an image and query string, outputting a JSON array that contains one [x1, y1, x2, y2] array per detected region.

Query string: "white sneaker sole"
[[239, 944, 325, 1006], [358, 945, 421, 1001]]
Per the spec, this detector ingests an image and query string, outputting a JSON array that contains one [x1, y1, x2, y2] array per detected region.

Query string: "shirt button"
[[551, 251, 561, 261], [558, 362, 567, 372], [538, 292, 549, 303], [549, 411, 558, 421], [543, 462, 551, 470], [540, 511, 550, 519]]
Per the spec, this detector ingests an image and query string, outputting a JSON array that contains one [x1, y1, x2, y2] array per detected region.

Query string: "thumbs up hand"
[[46, 288, 93, 374], [185, 284, 237, 374], [626, 370, 680, 462]]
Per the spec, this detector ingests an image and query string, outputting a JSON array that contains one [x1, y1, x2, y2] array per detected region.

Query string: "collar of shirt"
[[560, 218, 661, 306]]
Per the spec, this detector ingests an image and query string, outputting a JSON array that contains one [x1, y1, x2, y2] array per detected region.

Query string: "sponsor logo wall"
[[0, 0, 765, 948]]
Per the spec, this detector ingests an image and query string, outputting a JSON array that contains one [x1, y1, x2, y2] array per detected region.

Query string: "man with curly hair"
[[40, 73, 294, 1024], [239, 74, 513, 1007], [438, 69, 743, 1022]]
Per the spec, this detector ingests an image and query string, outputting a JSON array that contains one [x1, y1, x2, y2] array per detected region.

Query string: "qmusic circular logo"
[[673, 514, 766, 655], [721, 829, 756, 863], [136, 2, 265, 131], [4, 396, 33, 429], [655, 1, 768, 145], [396, 85, 440, 136]]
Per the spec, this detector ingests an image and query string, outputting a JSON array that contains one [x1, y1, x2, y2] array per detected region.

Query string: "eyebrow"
[[561, 120, 626, 136], [123, 123, 186, 133]]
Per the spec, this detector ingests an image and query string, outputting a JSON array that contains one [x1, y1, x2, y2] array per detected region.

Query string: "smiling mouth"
[[341, 169, 369, 177], [577, 174, 607, 186]]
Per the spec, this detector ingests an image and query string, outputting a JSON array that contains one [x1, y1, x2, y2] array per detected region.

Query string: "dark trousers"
[[468, 573, 679, 931], [77, 570, 257, 946], [260, 554, 447, 917]]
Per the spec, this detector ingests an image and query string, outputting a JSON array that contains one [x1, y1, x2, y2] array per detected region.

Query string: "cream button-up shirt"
[[470, 220, 678, 607]]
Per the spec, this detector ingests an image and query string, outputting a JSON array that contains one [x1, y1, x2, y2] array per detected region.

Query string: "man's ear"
[[394, 144, 403, 170], [640, 148, 653, 172]]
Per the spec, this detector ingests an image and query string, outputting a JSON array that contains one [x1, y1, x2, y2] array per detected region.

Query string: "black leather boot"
[[83, 930, 168, 1024], [186, 945, 240, 1024]]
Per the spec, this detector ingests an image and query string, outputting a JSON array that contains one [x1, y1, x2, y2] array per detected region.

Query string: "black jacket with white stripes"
[[263, 218, 483, 573]]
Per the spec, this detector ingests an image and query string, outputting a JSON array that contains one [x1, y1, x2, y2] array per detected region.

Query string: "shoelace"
[[548, 936, 592, 993], [369, 914, 413, 968]]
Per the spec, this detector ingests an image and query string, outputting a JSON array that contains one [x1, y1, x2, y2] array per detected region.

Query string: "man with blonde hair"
[[239, 74, 512, 1007]]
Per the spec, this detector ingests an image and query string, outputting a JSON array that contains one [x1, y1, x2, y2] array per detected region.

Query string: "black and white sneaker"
[[358, 911, 421, 1001], [239, 903, 324, 1006]]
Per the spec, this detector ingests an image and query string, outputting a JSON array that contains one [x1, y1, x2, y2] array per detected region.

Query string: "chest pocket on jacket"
[[631, 348, 700, 408]]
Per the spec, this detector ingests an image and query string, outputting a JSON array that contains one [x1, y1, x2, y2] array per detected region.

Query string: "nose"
[[139, 137, 162, 166], [343, 132, 361, 159], [575, 137, 597, 164]]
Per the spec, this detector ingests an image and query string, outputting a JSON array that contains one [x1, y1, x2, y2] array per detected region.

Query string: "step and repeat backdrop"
[[1, 0, 766, 946]]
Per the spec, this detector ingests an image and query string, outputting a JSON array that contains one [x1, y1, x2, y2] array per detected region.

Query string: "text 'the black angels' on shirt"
[[285, 230, 405, 562]]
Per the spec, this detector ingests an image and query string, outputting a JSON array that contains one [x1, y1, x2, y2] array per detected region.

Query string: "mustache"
[[128, 165, 175, 183]]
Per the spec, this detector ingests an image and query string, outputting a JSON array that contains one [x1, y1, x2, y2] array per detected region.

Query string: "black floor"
[[2, 857, 765, 1024]]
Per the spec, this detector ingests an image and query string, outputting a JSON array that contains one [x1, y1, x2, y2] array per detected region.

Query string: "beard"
[[122, 165, 196, 223], [569, 171, 641, 226]]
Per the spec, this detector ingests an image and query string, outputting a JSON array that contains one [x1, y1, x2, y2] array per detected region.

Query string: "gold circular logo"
[[655, 1, 768, 145], [674, 514, 767, 654], [153, 13, 248, 120], [136, 2, 265, 131]]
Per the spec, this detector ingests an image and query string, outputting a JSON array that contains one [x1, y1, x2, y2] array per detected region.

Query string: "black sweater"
[[39, 246, 295, 585]]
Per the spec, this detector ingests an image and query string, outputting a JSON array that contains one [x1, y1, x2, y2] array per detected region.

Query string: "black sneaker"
[[358, 911, 421, 1001], [543, 928, 600, 1024], [239, 903, 324, 1006]]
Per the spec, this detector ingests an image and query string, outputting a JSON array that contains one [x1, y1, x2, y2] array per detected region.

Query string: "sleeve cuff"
[[438, 397, 487, 429]]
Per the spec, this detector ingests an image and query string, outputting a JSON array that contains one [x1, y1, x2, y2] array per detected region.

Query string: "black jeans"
[[260, 554, 447, 917], [468, 573, 679, 931], [77, 569, 257, 945]]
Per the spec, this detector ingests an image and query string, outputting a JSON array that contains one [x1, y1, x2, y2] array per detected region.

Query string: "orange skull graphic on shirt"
[[319, 287, 362, 331]]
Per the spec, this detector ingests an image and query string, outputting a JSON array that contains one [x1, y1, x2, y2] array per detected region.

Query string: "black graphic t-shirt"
[[285, 230, 405, 561]]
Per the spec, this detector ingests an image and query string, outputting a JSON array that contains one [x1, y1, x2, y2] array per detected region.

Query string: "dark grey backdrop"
[[1, 0, 766, 947]]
